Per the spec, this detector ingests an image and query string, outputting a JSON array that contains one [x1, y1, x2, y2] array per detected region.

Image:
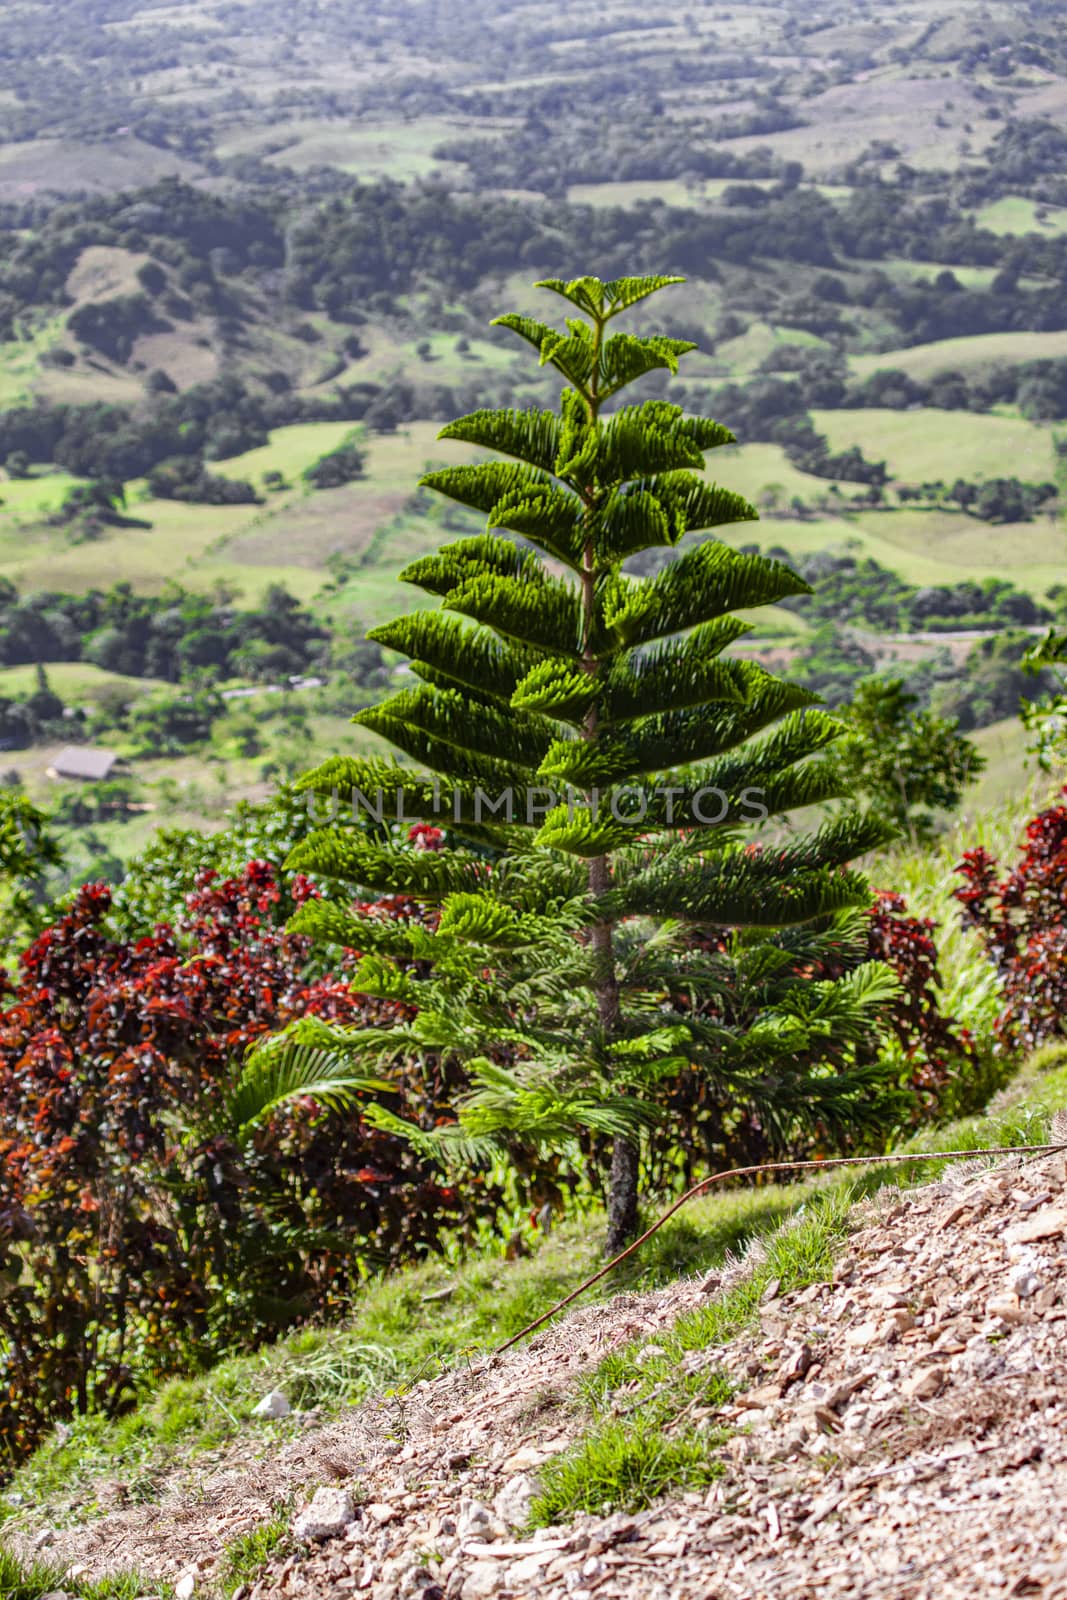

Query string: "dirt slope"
[[21, 1151, 1067, 1600]]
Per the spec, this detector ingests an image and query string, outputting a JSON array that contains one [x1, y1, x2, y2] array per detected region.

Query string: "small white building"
[[47, 746, 121, 782]]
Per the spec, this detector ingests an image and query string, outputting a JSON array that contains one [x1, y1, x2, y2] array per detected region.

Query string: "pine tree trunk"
[[589, 850, 637, 1252], [606, 1133, 640, 1255], [581, 333, 639, 1255]]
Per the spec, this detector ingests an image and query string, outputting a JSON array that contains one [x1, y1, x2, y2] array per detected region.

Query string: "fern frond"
[[288, 830, 489, 900], [355, 686, 556, 771], [368, 613, 534, 704], [486, 479, 585, 568], [511, 659, 597, 723]]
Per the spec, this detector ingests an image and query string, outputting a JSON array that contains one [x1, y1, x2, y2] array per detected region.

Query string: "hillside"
[[7, 1060, 1067, 1600]]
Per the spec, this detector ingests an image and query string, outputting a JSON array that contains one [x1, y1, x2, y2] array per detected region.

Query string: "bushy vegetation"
[[957, 789, 1067, 1053], [0, 579, 327, 686], [0, 859, 497, 1467]]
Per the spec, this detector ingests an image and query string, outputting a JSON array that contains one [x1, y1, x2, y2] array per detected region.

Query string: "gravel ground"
[[21, 1151, 1067, 1600]]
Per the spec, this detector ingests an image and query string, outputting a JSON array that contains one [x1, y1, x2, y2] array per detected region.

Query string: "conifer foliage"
[[275, 276, 897, 1251]]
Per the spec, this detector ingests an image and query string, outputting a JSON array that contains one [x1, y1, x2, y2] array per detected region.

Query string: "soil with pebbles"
[[18, 1150, 1067, 1600]]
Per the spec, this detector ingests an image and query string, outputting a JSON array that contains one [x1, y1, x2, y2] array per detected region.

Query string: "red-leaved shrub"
[[955, 789, 1067, 1051], [0, 861, 484, 1469]]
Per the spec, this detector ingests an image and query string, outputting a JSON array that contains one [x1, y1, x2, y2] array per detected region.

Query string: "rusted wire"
[[493, 1141, 1067, 1357]]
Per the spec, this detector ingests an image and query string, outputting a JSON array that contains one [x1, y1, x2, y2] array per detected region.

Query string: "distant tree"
[[303, 438, 366, 489], [836, 678, 984, 842], [1019, 628, 1067, 771], [0, 790, 62, 946], [148, 456, 261, 505], [56, 479, 127, 525]]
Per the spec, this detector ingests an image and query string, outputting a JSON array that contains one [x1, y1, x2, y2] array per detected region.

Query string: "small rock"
[[292, 1486, 357, 1543], [493, 1474, 536, 1530], [845, 1319, 880, 1348], [903, 1366, 945, 1401], [457, 1500, 494, 1541], [1010, 1267, 1042, 1300], [1004, 1206, 1067, 1245], [175, 1576, 196, 1600], [634, 1344, 667, 1365], [32, 1528, 56, 1549], [252, 1390, 291, 1419], [886, 1308, 915, 1334], [459, 1561, 502, 1599], [364, 1502, 400, 1525], [987, 1292, 1026, 1325]]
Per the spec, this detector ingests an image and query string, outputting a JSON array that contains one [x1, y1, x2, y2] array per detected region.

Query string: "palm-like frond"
[[228, 1042, 393, 1139]]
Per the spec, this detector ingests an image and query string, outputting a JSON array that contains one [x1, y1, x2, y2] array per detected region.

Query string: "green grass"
[[209, 422, 358, 487], [710, 441, 857, 509], [12, 1021, 1067, 1538], [217, 1512, 291, 1598], [0, 315, 71, 407], [0, 469, 83, 521], [876, 259, 1004, 291], [875, 787, 1062, 1053], [567, 178, 709, 208], [0, 1174, 834, 1533], [714, 320, 831, 376], [850, 329, 1067, 381], [530, 1052, 1067, 1524], [0, 422, 472, 602], [809, 407, 1058, 484], [967, 718, 1059, 813], [530, 1188, 857, 1525], [976, 196, 1067, 238], [716, 506, 1067, 596], [0, 1547, 171, 1600], [530, 1419, 725, 1522], [216, 117, 484, 180], [6, 1019, 1067, 1544], [0, 662, 156, 706]]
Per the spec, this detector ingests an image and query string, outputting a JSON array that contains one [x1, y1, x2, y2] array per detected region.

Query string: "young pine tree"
[[267, 275, 897, 1252]]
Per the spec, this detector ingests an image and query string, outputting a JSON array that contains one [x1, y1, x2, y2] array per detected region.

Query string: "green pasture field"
[[208, 422, 357, 487], [850, 329, 1067, 380], [874, 259, 1004, 290], [709, 440, 863, 508], [0, 315, 71, 406], [965, 716, 1055, 813], [718, 507, 1067, 597], [0, 662, 155, 705], [810, 407, 1059, 483], [0, 469, 82, 520], [336, 329, 521, 390], [215, 118, 493, 181], [0, 424, 452, 601], [975, 195, 1067, 237], [712, 320, 831, 376], [0, 136, 203, 196]]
